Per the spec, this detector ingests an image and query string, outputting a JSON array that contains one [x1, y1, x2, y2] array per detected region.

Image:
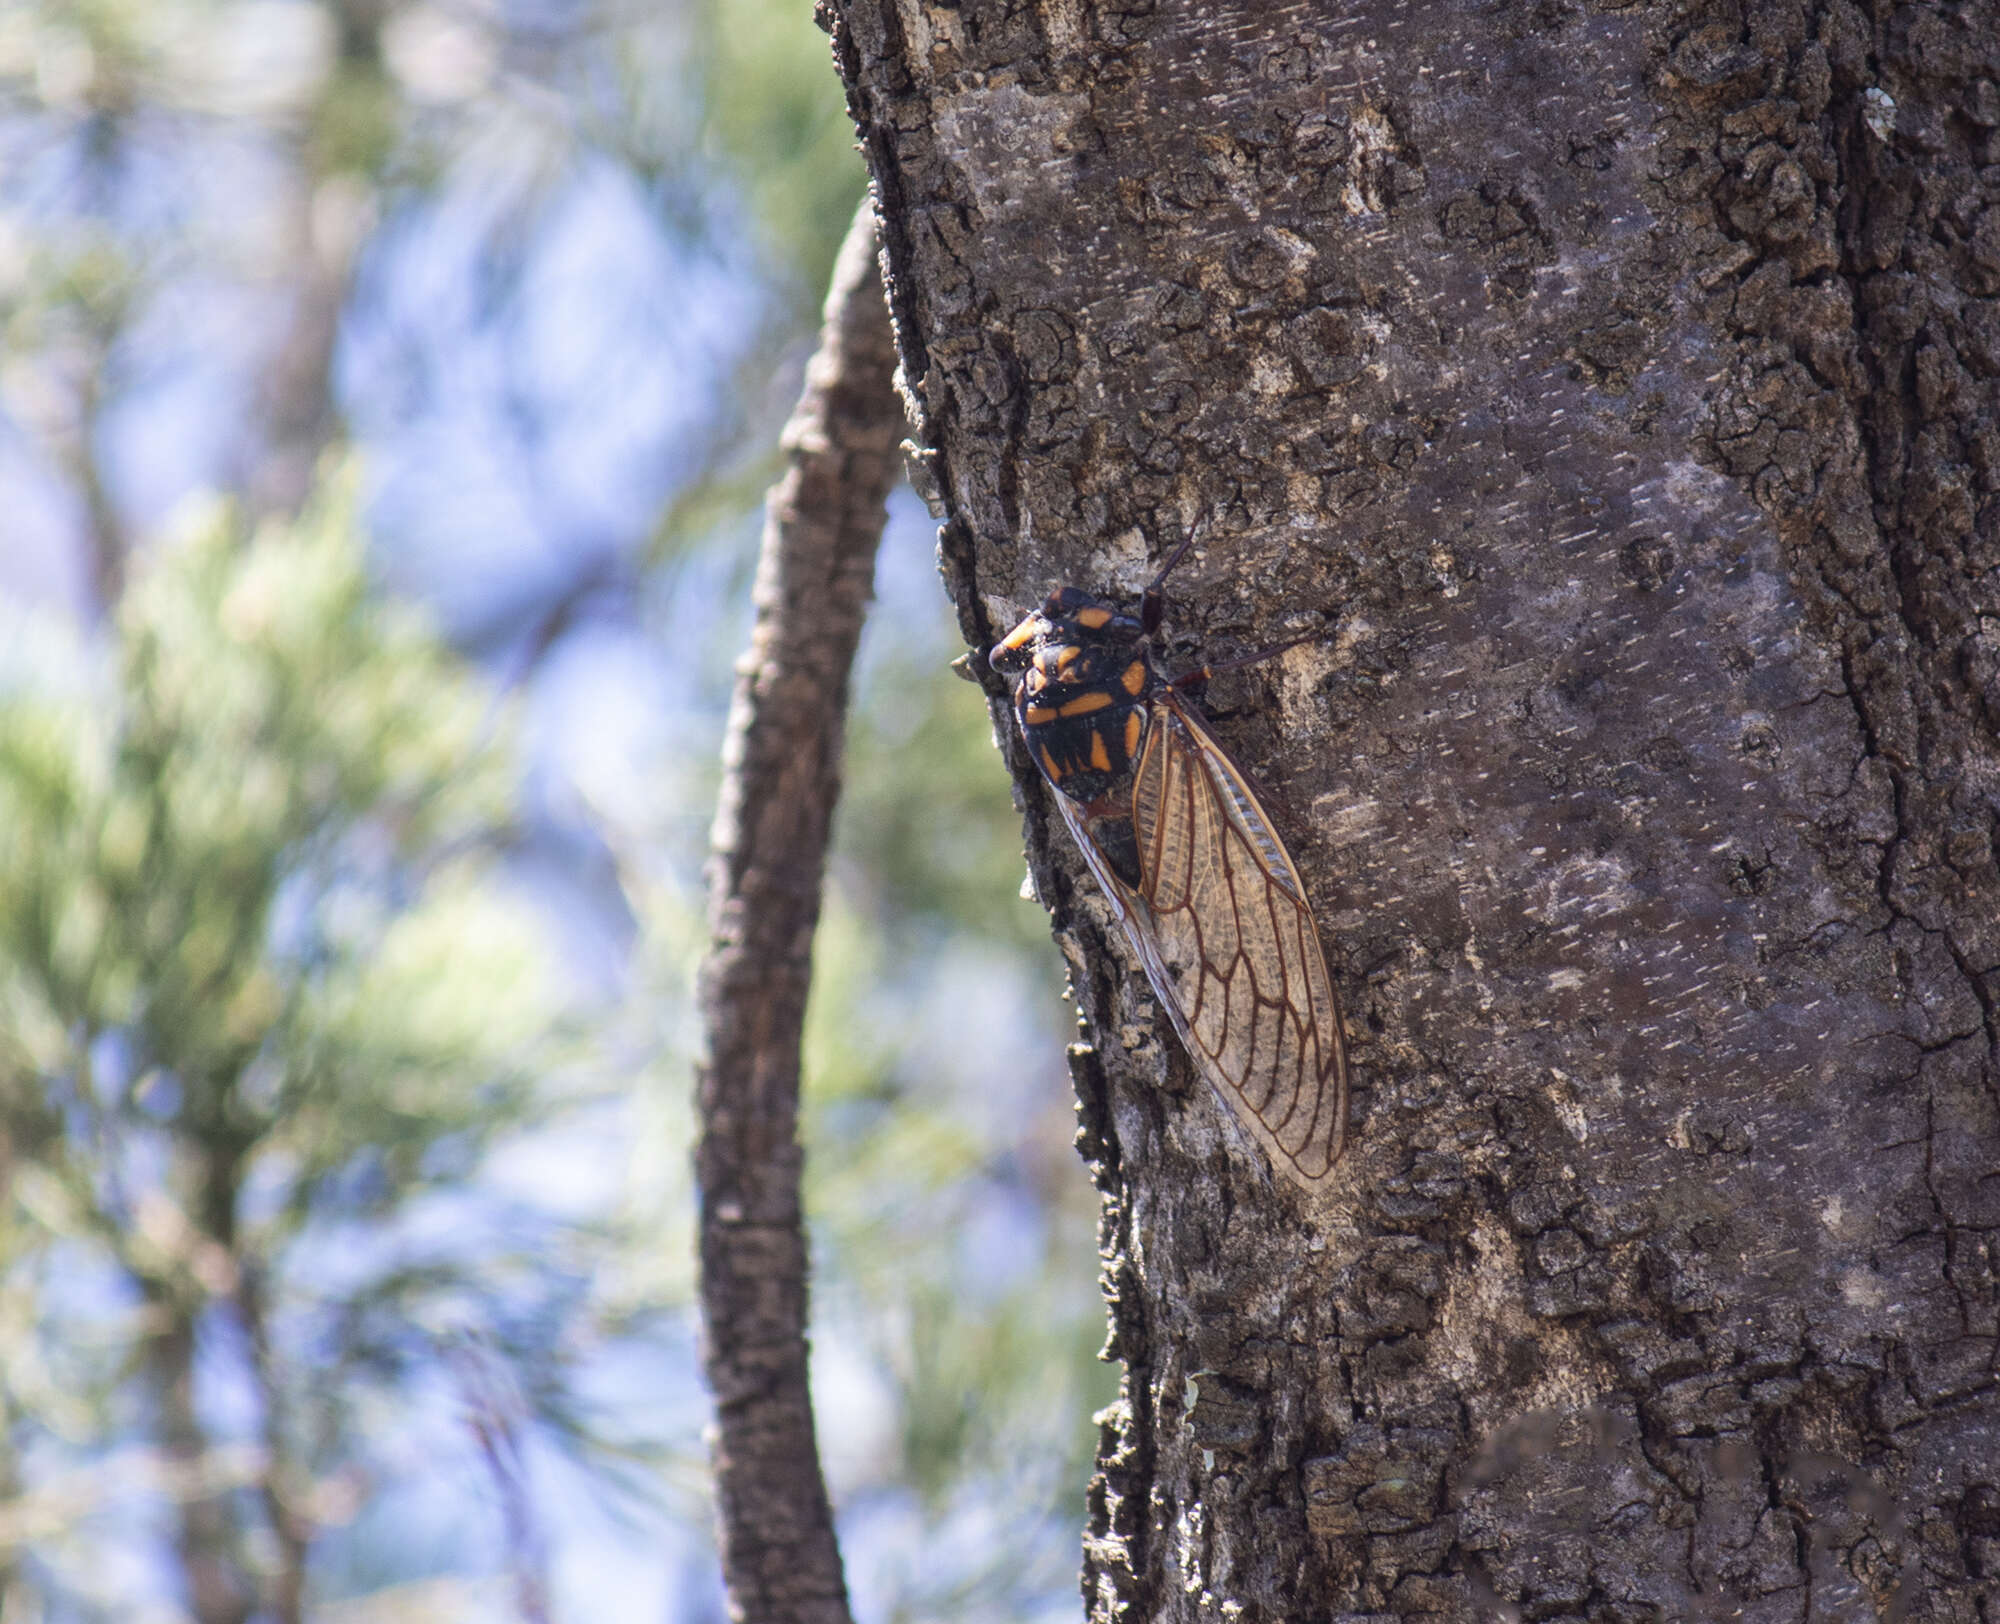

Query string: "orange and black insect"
[[989, 533, 1351, 1189]]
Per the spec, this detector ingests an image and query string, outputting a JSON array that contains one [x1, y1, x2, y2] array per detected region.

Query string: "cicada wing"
[[1049, 701, 1350, 1189], [1129, 698, 1350, 1187], [1046, 788, 1177, 992]]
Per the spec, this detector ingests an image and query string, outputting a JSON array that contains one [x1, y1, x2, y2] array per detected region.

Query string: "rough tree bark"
[[823, 1, 2000, 1619], [694, 201, 898, 1624]]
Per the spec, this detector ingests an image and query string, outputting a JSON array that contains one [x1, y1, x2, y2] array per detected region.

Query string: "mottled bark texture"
[[823, 1, 2000, 1618], [695, 203, 898, 1624]]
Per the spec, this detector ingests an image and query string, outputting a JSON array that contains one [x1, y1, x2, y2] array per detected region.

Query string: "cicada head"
[[988, 588, 1146, 676]]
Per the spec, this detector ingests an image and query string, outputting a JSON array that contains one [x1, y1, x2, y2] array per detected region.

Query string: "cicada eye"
[[988, 612, 1046, 674]]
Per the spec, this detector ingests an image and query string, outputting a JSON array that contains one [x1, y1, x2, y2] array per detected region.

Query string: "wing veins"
[[1056, 695, 1350, 1188]]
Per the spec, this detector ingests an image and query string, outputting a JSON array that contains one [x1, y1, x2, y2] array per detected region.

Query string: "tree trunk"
[[824, 2, 2000, 1619], [241, 1265, 310, 1624], [695, 201, 897, 1624], [150, 1317, 253, 1624]]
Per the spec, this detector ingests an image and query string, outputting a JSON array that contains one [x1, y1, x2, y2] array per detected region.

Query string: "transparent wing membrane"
[[1055, 699, 1349, 1188]]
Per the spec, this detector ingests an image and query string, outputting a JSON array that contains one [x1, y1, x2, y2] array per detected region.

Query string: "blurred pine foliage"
[[0, 1, 1111, 1619]]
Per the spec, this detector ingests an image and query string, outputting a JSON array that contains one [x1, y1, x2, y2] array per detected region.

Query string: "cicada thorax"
[[988, 587, 1160, 888]]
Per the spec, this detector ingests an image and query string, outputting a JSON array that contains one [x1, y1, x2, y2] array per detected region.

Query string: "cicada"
[[988, 535, 1351, 1189]]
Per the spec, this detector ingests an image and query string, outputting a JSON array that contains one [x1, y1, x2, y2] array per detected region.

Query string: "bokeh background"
[[0, 2, 1112, 1619]]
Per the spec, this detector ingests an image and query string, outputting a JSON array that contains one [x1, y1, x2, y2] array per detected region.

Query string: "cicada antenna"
[[1142, 512, 1208, 636]]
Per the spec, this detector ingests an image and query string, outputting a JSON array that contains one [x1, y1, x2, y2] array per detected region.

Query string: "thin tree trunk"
[[240, 1267, 309, 1624], [824, 2, 2000, 1619], [69, 340, 129, 621], [150, 1318, 252, 1624], [242, 0, 385, 522], [244, 187, 357, 524], [694, 199, 899, 1624]]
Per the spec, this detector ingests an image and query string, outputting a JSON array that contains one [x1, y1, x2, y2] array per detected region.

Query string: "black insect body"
[[989, 544, 1352, 1190], [990, 589, 1156, 889]]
